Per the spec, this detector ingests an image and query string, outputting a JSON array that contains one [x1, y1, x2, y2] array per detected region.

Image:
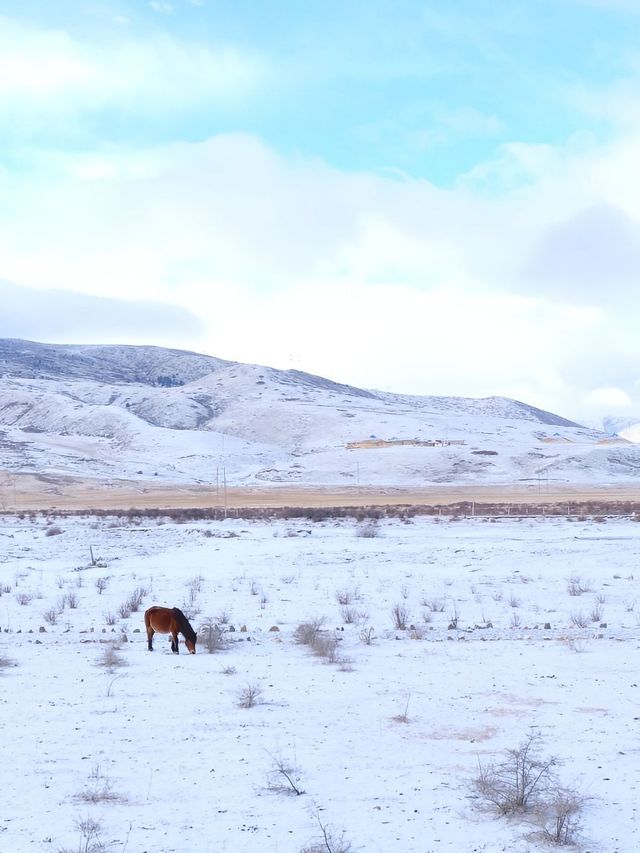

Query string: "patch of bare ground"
[[4, 471, 640, 514]]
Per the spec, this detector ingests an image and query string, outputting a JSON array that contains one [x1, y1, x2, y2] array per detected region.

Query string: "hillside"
[[0, 338, 637, 489]]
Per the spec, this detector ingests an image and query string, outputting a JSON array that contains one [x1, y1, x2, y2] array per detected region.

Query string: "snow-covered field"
[[1, 512, 639, 852]]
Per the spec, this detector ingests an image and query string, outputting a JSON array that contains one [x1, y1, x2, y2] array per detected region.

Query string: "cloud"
[[525, 204, 640, 299], [149, 2, 174, 13], [0, 16, 268, 139], [584, 387, 633, 409], [1, 128, 639, 421], [0, 280, 204, 345]]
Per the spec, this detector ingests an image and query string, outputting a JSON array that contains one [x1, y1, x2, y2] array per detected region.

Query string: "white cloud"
[[584, 387, 633, 409], [0, 16, 268, 133], [0, 280, 203, 345], [1, 128, 639, 421]]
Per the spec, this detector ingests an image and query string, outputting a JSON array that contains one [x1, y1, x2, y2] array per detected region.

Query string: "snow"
[[2, 512, 639, 852], [1, 358, 638, 490]]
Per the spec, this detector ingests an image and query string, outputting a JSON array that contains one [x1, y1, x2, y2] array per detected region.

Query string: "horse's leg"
[[147, 625, 154, 651], [171, 631, 179, 654]]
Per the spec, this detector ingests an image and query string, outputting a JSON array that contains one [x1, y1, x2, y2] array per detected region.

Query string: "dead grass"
[[7, 473, 640, 515]]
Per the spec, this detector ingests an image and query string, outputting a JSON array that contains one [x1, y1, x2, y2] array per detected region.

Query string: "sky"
[[1, 1, 640, 424]]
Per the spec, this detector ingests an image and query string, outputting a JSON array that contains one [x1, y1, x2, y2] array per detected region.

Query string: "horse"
[[144, 606, 197, 654]]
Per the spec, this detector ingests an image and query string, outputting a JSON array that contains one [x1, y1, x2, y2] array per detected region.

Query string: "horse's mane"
[[171, 607, 197, 642]]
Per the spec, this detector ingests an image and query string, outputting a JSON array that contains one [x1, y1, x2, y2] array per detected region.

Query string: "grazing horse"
[[144, 606, 197, 654]]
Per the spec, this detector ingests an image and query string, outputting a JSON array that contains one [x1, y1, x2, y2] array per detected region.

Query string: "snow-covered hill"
[[0, 338, 637, 487], [603, 415, 640, 444]]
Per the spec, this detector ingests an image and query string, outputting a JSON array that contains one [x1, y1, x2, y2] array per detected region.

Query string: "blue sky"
[[1, 0, 640, 421]]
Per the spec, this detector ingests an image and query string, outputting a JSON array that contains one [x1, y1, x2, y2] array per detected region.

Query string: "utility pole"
[[223, 467, 227, 519]]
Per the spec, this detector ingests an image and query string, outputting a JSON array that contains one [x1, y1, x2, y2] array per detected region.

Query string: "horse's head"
[[185, 637, 197, 654]]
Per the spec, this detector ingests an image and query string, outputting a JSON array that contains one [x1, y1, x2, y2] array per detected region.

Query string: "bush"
[[294, 617, 327, 646], [199, 618, 227, 653], [237, 683, 263, 708], [300, 814, 354, 853], [57, 816, 108, 853], [358, 626, 375, 645], [473, 732, 557, 814], [567, 576, 590, 596], [539, 787, 588, 845], [391, 603, 409, 630], [335, 586, 360, 605], [356, 522, 379, 538], [96, 643, 127, 672], [43, 607, 58, 625], [340, 605, 359, 624], [125, 586, 148, 613], [266, 753, 305, 796]]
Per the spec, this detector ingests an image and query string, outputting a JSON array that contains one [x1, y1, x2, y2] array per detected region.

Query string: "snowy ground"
[[1, 513, 639, 852]]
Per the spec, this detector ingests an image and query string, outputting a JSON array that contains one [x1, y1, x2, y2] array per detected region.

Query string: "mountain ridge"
[[0, 338, 636, 488]]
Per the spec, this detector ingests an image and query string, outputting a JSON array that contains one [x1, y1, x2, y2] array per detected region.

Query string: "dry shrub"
[[311, 634, 339, 662], [391, 603, 409, 630], [340, 605, 359, 624], [237, 682, 263, 708], [96, 643, 127, 672], [57, 816, 108, 853], [64, 591, 79, 609], [539, 787, 588, 845], [300, 814, 354, 853], [74, 767, 123, 806], [391, 694, 411, 723], [569, 611, 588, 628], [295, 617, 344, 663], [473, 732, 561, 816], [336, 586, 361, 606], [567, 576, 590, 596], [294, 617, 327, 646], [358, 626, 375, 645], [475, 734, 588, 843], [43, 607, 58, 625], [125, 585, 148, 613], [199, 618, 227, 653], [266, 753, 305, 796], [356, 522, 379, 538]]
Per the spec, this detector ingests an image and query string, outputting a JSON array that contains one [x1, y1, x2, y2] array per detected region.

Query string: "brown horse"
[[144, 606, 197, 654]]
